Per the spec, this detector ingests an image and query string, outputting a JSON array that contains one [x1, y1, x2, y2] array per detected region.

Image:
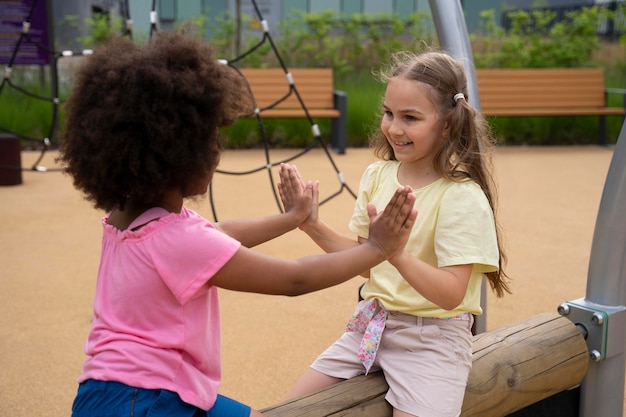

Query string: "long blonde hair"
[[371, 51, 511, 297]]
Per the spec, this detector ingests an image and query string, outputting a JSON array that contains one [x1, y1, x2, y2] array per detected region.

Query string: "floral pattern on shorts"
[[345, 298, 386, 374]]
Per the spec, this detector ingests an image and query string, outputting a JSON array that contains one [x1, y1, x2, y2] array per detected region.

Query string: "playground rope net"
[[0, 0, 356, 220]]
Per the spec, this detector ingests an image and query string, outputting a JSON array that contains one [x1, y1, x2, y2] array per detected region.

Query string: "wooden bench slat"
[[473, 68, 626, 144], [484, 108, 625, 117], [476, 68, 604, 79], [256, 100, 337, 110], [257, 109, 341, 118], [479, 83, 604, 90], [479, 77, 604, 84], [482, 99, 610, 109], [251, 94, 335, 109], [249, 81, 333, 87], [479, 91, 604, 99], [482, 93, 606, 102], [240, 68, 337, 112], [236, 67, 348, 153]]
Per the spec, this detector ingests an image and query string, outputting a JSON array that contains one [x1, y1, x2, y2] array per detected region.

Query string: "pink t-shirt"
[[78, 206, 241, 410]]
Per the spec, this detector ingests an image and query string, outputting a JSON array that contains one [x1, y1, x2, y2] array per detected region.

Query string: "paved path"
[[0, 146, 617, 415]]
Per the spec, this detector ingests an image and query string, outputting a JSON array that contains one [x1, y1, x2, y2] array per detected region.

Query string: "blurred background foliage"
[[2, 5, 625, 148]]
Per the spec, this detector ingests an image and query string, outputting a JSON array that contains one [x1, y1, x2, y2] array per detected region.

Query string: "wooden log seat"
[[261, 312, 589, 416]]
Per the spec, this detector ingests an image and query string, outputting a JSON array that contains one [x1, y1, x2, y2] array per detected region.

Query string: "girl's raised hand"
[[366, 186, 417, 259], [277, 163, 315, 225]]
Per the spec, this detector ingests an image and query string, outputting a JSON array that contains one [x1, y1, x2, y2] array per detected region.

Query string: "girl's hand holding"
[[366, 186, 417, 260], [277, 163, 315, 226]]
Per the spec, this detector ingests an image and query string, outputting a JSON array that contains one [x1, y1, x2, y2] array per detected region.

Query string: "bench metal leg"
[[599, 115, 607, 146], [331, 91, 347, 154]]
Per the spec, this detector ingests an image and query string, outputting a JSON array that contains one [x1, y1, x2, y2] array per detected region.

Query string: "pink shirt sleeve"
[[147, 208, 241, 304]]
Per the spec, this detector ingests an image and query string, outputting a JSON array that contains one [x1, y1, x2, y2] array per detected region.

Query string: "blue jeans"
[[72, 379, 251, 417]]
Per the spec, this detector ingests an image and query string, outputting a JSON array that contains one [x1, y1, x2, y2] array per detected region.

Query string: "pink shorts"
[[311, 310, 473, 417]]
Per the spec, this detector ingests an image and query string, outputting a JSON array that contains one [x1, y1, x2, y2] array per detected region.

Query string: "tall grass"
[[337, 69, 386, 147], [220, 118, 332, 149], [0, 75, 59, 148]]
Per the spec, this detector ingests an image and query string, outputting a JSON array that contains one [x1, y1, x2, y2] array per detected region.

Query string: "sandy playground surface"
[[0, 145, 622, 415]]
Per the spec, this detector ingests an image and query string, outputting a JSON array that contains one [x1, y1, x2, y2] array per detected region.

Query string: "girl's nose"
[[388, 119, 403, 136]]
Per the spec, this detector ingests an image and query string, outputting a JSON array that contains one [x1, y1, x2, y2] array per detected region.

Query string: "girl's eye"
[[383, 110, 393, 118]]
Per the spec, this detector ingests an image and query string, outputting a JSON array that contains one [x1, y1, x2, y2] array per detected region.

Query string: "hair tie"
[[453, 93, 465, 103]]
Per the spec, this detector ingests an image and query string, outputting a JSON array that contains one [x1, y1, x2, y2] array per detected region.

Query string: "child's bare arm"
[[211, 186, 417, 295], [216, 169, 312, 247], [278, 163, 361, 254]]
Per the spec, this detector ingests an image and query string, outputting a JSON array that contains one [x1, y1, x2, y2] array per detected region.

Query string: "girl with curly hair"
[[59, 31, 417, 417], [280, 50, 511, 417]]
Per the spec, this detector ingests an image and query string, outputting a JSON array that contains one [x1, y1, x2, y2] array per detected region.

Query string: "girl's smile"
[[381, 77, 446, 165]]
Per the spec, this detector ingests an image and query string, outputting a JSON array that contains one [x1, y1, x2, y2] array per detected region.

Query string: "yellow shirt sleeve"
[[347, 161, 499, 317]]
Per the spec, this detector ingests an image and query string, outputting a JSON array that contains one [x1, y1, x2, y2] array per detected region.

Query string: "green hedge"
[[215, 6, 626, 147], [3, 6, 625, 148]]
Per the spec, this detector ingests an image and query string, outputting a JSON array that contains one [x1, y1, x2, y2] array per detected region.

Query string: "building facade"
[[49, 0, 624, 50]]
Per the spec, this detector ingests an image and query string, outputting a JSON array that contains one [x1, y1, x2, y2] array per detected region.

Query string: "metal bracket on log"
[[558, 298, 626, 362]]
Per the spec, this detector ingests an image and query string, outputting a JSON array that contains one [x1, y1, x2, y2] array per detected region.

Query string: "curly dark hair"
[[58, 31, 252, 211]]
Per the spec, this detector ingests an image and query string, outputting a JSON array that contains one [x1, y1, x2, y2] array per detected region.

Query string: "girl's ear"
[[442, 119, 451, 139]]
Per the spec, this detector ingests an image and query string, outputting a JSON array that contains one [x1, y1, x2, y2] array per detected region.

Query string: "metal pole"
[[578, 119, 626, 416], [428, 0, 480, 108], [586, 134, 626, 318], [46, 0, 59, 146], [428, 0, 487, 334]]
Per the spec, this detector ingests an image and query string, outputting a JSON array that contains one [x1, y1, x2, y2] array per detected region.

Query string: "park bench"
[[239, 68, 347, 154], [475, 68, 626, 145]]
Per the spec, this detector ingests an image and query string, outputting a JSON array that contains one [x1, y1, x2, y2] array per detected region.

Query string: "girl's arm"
[[210, 185, 417, 295], [215, 169, 313, 248], [277, 164, 361, 253], [389, 252, 473, 310], [216, 213, 303, 248]]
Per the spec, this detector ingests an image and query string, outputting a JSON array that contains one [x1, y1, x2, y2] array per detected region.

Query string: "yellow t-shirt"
[[349, 161, 499, 317]]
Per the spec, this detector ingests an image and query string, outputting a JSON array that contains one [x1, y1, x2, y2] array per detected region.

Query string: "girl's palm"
[[277, 164, 317, 224]]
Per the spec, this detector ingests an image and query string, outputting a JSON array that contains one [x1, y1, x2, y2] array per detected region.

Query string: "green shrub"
[[220, 118, 332, 149], [4, 7, 625, 147], [337, 69, 385, 148], [473, 7, 603, 68], [0, 69, 63, 148], [472, 6, 624, 145]]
